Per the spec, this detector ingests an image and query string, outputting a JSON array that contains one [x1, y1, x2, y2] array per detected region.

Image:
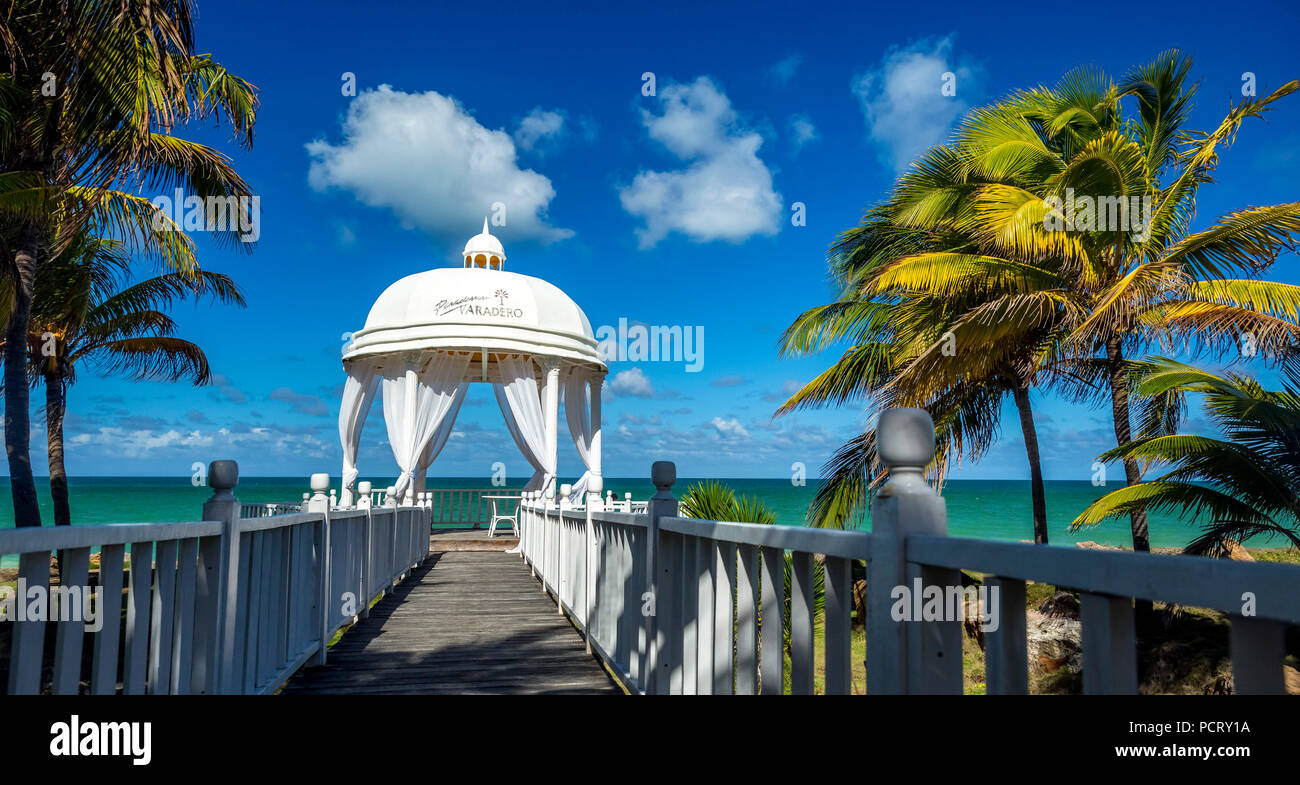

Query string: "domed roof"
[[463, 218, 505, 261], [342, 267, 604, 371]]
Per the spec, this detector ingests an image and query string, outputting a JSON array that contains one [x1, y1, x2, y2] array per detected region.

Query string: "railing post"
[[644, 461, 677, 695], [559, 484, 572, 615], [199, 460, 241, 694], [308, 473, 331, 667], [866, 408, 960, 695]]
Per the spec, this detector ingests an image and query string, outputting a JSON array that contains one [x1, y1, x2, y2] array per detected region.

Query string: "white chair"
[[489, 496, 519, 538]]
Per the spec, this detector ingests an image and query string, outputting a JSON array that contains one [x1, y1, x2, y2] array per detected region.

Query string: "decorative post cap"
[[310, 473, 331, 493], [358, 481, 372, 493], [208, 460, 239, 491], [877, 408, 935, 472], [651, 461, 676, 493], [560, 483, 572, 497]]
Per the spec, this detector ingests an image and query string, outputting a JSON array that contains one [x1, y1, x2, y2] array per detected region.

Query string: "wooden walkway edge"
[[281, 551, 620, 695]]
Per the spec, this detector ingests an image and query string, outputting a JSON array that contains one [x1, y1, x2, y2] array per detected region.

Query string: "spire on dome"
[[462, 218, 506, 270]]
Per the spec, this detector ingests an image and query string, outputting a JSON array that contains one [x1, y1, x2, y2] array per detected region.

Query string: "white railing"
[[0, 461, 431, 695], [424, 487, 518, 527], [240, 501, 305, 518], [520, 408, 1300, 695]]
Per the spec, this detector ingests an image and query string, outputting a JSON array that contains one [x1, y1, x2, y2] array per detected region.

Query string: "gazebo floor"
[[280, 551, 622, 695], [428, 527, 519, 551]]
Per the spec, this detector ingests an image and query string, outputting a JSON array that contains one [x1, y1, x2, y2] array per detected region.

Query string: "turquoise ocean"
[[1, 475, 1263, 567]]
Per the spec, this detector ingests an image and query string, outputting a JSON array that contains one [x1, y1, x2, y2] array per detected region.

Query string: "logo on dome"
[[433, 295, 524, 320]]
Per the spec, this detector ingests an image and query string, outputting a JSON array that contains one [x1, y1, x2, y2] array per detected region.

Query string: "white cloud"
[[514, 107, 565, 151], [71, 427, 214, 458], [761, 379, 804, 403], [851, 36, 976, 173], [787, 114, 819, 151], [306, 86, 572, 243], [618, 77, 781, 249], [769, 54, 803, 85], [710, 416, 750, 439], [608, 367, 655, 398]]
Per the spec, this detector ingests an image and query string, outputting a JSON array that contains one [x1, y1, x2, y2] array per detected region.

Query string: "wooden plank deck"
[[281, 551, 621, 695]]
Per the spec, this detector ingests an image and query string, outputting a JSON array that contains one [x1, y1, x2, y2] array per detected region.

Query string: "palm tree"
[[5, 231, 245, 527], [1073, 357, 1300, 555], [0, 1, 259, 527], [781, 52, 1300, 558], [778, 139, 1076, 542], [980, 55, 1300, 553]]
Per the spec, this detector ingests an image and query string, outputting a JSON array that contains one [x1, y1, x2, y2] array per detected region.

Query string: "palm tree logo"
[[495, 289, 509, 306]]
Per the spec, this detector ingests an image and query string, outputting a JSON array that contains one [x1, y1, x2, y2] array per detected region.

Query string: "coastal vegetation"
[[1074, 357, 1300, 554], [780, 51, 1300, 561], [0, 230, 245, 528], [0, 0, 260, 528]]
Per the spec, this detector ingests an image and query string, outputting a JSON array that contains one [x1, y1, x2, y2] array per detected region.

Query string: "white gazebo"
[[336, 219, 606, 509]]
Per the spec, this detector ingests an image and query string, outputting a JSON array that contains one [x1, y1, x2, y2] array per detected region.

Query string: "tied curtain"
[[382, 353, 471, 503], [338, 362, 380, 507], [564, 369, 596, 501], [494, 356, 553, 497]]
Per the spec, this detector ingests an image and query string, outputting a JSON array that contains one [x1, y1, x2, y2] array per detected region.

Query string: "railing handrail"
[[907, 534, 1300, 625], [1, 464, 434, 696], [0, 519, 223, 551], [660, 516, 870, 561], [516, 408, 1300, 696]]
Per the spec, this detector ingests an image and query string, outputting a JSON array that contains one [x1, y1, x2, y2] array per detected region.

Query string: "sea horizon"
[[1, 475, 1266, 555]]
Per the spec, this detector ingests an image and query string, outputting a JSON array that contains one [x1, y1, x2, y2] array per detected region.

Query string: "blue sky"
[[21, 0, 1300, 482]]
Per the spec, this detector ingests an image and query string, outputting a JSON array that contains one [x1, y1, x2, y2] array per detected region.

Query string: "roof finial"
[[482, 216, 490, 235]]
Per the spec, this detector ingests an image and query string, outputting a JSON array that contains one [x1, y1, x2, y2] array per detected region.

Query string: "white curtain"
[[338, 362, 379, 507], [414, 383, 468, 493], [564, 369, 596, 501], [382, 353, 471, 503], [494, 356, 552, 497]]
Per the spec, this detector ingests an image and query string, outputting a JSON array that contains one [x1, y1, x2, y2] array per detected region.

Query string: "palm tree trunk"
[[5, 228, 42, 528], [1012, 384, 1049, 544], [1106, 337, 1154, 629], [45, 372, 71, 527], [1104, 337, 1150, 552]]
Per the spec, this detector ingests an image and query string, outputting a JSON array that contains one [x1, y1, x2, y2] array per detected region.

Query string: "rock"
[[1026, 614, 1082, 674], [1075, 540, 1123, 550], [1038, 591, 1080, 620], [1222, 539, 1254, 562], [852, 579, 867, 627]]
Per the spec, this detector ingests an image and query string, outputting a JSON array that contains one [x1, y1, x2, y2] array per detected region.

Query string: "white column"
[[542, 359, 561, 503], [588, 372, 604, 510]]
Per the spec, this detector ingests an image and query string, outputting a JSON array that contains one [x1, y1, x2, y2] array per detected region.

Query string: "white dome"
[[463, 218, 505, 263], [343, 267, 604, 371]]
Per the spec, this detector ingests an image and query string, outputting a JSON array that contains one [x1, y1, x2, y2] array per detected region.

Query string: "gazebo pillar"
[[542, 359, 562, 503], [588, 372, 604, 510]]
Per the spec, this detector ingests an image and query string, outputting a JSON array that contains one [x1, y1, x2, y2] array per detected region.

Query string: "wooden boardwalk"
[[281, 550, 621, 695]]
